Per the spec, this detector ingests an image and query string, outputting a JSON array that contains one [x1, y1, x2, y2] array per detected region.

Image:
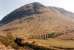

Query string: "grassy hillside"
[[0, 2, 74, 50]]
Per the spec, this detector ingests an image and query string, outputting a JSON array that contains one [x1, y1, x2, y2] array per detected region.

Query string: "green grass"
[[48, 32, 63, 38]]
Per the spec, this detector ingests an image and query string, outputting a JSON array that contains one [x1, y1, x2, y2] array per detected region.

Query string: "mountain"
[[0, 2, 74, 50], [0, 2, 46, 25], [0, 2, 74, 25], [0, 2, 74, 37]]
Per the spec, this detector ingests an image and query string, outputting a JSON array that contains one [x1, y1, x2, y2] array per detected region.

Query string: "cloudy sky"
[[0, 0, 74, 20]]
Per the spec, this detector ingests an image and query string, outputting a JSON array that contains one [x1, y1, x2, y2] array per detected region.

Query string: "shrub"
[[48, 32, 63, 38]]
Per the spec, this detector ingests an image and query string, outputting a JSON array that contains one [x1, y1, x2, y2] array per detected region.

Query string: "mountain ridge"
[[0, 2, 46, 25], [0, 2, 74, 26]]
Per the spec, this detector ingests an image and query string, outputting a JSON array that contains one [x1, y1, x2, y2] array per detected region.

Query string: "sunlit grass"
[[31, 38, 74, 49], [0, 33, 17, 48]]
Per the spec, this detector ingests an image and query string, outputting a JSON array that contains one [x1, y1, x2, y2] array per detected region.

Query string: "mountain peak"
[[0, 2, 46, 25], [31, 2, 45, 8], [1, 2, 73, 26], [20, 2, 45, 10], [31, 2, 41, 4], [20, 2, 46, 12]]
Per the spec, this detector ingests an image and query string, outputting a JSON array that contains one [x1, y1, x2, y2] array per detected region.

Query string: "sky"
[[0, 0, 74, 20]]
